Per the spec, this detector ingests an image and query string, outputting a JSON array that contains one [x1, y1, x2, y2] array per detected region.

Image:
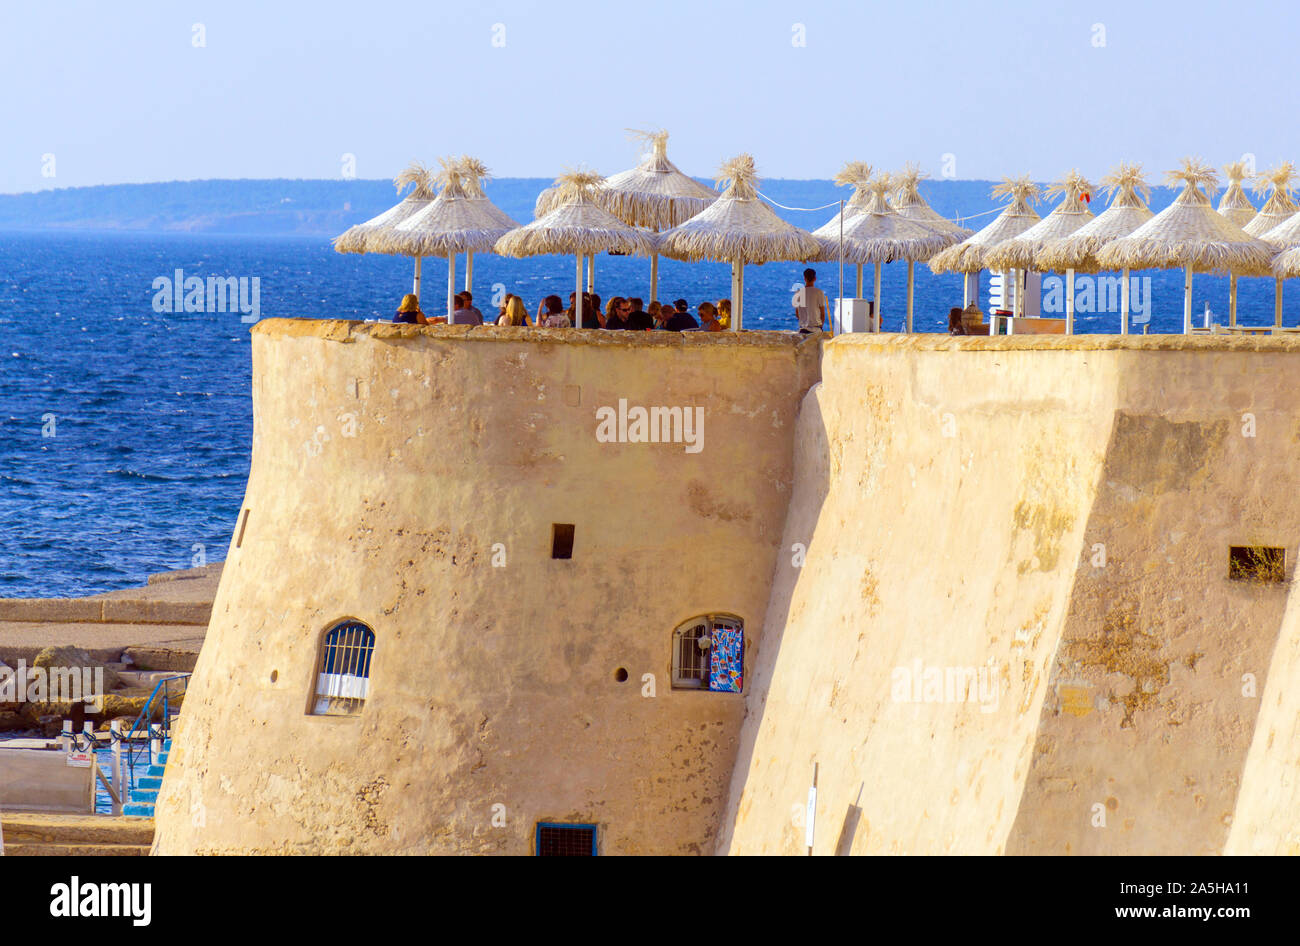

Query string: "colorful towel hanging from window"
[[708, 621, 743, 692]]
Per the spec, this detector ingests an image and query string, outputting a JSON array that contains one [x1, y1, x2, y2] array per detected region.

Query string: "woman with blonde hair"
[[717, 298, 732, 330], [496, 295, 532, 327]]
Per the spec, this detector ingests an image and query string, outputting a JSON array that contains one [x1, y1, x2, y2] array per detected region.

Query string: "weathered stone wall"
[[153, 321, 820, 854], [722, 334, 1300, 856]]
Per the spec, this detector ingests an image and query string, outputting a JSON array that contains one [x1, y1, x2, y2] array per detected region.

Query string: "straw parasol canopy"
[[892, 162, 973, 242], [814, 175, 952, 264], [984, 170, 1095, 271], [814, 173, 953, 332], [928, 177, 1041, 274], [1096, 158, 1274, 276], [811, 161, 876, 242], [333, 161, 436, 254], [495, 169, 655, 327], [1037, 163, 1153, 273], [1271, 246, 1300, 278], [1242, 162, 1299, 236], [657, 154, 822, 330], [375, 159, 519, 317], [1097, 158, 1275, 332], [1217, 161, 1257, 228]]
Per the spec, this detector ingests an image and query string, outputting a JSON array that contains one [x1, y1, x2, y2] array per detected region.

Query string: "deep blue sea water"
[[2, 228, 1295, 598]]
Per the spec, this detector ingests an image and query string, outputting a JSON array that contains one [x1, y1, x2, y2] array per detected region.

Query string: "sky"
[[2, 0, 1297, 193]]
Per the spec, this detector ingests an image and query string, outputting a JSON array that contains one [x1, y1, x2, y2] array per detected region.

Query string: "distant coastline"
[[0, 177, 1185, 239]]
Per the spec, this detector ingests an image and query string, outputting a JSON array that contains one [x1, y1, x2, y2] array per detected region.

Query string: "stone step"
[[0, 812, 154, 846], [129, 789, 158, 805], [146, 765, 166, 778], [138, 776, 162, 790], [3, 841, 151, 856]]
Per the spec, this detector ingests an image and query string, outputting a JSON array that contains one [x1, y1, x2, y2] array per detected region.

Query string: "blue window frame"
[[535, 822, 598, 856]]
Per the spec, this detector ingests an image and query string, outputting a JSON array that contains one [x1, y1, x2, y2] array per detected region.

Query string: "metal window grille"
[[536, 822, 597, 856], [1229, 546, 1286, 582], [672, 621, 710, 688], [313, 621, 375, 716]]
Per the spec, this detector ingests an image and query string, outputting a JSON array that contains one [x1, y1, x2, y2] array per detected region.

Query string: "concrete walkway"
[[0, 563, 220, 672]]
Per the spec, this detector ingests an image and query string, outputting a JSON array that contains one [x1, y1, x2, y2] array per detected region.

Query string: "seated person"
[[624, 298, 654, 331], [603, 296, 629, 330], [450, 292, 484, 326], [694, 302, 723, 332], [394, 294, 428, 324], [537, 295, 570, 328], [661, 302, 699, 331], [948, 306, 965, 335]]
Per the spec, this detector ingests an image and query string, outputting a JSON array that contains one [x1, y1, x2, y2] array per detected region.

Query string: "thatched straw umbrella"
[[986, 170, 1094, 332], [380, 160, 519, 318], [495, 170, 655, 328], [657, 155, 822, 331], [452, 156, 517, 295], [892, 163, 973, 304], [814, 174, 952, 332], [333, 162, 437, 300], [1239, 163, 1299, 326], [1216, 161, 1258, 325], [812, 161, 875, 299], [535, 131, 717, 300], [1096, 158, 1275, 333], [1037, 163, 1154, 334], [1257, 197, 1300, 329], [929, 177, 1041, 333]]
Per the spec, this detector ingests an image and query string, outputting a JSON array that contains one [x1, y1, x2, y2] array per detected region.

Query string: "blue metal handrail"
[[124, 673, 191, 793]]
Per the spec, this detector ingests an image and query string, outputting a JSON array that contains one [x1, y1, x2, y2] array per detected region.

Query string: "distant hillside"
[[0, 177, 1186, 236]]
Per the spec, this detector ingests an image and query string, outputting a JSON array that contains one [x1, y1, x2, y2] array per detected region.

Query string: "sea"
[[1, 225, 1294, 599]]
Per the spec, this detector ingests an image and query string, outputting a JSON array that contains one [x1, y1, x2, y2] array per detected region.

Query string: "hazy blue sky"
[[3, 0, 1296, 193]]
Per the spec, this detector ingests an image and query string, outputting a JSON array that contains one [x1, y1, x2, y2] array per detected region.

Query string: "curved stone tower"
[[153, 320, 820, 854]]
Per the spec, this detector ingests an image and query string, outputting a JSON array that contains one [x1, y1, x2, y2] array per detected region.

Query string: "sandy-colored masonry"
[[156, 325, 1300, 854]]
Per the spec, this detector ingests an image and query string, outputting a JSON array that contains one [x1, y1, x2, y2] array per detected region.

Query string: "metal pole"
[[873, 262, 882, 332], [413, 256, 422, 299], [448, 254, 457, 315], [575, 255, 584, 327], [1121, 268, 1130, 335], [906, 260, 915, 333], [587, 254, 595, 293], [1066, 268, 1075, 335], [464, 251, 473, 293], [111, 719, 123, 816], [1183, 263, 1193, 334]]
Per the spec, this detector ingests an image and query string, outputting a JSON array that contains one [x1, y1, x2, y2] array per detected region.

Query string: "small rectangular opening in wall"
[[1228, 546, 1285, 582], [551, 523, 575, 560], [536, 822, 597, 856], [235, 509, 251, 548]]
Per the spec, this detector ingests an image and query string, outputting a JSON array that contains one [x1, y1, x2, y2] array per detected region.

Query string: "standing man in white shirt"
[[793, 268, 828, 333]]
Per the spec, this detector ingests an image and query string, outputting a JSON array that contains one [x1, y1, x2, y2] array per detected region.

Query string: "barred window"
[[672, 614, 744, 692], [535, 822, 597, 856], [312, 620, 375, 716]]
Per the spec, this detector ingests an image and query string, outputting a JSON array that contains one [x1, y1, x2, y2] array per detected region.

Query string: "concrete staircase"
[[123, 738, 170, 818], [1, 812, 153, 855]]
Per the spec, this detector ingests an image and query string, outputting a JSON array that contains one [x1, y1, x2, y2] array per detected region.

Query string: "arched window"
[[672, 614, 744, 692], [312, 620, 375, 716]]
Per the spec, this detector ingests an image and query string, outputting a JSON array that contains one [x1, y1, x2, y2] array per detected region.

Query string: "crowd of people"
[[392, 268, 837, 333], [395, 290, 734, 332]]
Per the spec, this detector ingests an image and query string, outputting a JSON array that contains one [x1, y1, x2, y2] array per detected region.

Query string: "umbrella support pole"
[[447, 253, 456, 319], [1276, 278, 1283, 328], [1183, 264, 1193, 334], [729, 262, 744, 332], [588, 254, 595, 294], [873, 263, 882, 332], [905, 261, 915, 334], [650, 253, 658, 304], [413, 256, 422, 300], [855, 264, 863, 300], [1229, 274, 1238, 326], [465, 252, 473, 293], [1065, 269, 1075, 335], [1121, 269, 1130, 335], [575, 255, 585, 328]]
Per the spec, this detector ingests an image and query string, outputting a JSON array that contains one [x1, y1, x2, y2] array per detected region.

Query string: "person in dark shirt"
[[603, 297, 629, 330], [662, 303, 699, 331], [624, 298, 655, 331], [394, 293, 428, 324]]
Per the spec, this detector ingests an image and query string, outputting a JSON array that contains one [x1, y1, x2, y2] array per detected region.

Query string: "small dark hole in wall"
[[614, 667, 628, 682], [1229, 546, 1285, 582], [236, 509, 251, 548], [270, 670, 278, 683], [551, 523, 575, 560]]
